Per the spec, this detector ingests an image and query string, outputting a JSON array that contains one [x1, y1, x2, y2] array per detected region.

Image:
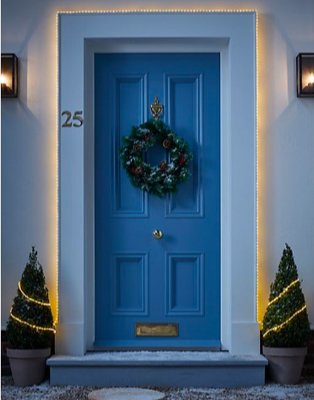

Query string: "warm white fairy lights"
[[13, 282, 56, 333], [18, 281, 51, 307], [54, 11, 61, 328], [263, 305, 307, 339], [10, 309, 56, 334], [255, 11, 261, 325], [267, 279, 300, 307], [55, 7, 260, 330], [56, 9, 256, 15], [262, 278, 303, 337]]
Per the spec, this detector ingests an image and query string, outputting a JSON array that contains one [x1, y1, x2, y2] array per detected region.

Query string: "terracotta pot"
[[263, 346, 307, 384], [7, 348, 50, 386]]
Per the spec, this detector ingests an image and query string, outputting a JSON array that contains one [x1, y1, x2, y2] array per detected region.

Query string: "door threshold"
[[89, 346, 222, 352]]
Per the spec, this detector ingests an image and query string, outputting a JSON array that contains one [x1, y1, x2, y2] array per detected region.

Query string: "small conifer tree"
[[7, 247, 55, 349], [262, 244, 310, 347]]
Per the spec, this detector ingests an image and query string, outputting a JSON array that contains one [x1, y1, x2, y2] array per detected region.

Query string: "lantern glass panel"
[[1, 54, 18, 98], [297, 53, 314, 98]]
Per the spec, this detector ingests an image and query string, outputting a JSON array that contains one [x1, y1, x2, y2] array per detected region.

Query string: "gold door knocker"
[[150, 97, 164, 120]]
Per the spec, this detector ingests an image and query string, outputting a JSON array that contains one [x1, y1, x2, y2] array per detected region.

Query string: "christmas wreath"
[[120, 119, 193, 197]]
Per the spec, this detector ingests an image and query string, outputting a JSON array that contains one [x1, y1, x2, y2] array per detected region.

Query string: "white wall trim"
[[59, 10, 258, 356]]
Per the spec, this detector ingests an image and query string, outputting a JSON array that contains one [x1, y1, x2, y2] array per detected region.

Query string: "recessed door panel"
[[166, 74, 203, 216], [111, 254, 148, 315], [113, 75, 148, 216], [166, 253, 204, 315]]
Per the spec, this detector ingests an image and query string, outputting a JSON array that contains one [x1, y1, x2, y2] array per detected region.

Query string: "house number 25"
[[62, 111, 84, 128]]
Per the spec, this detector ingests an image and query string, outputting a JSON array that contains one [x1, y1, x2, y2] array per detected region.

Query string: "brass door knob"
[[152, 229, 163, 240]]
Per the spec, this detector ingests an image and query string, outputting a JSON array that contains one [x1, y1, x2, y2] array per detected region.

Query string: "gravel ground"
[[2, 376, 314, 400]]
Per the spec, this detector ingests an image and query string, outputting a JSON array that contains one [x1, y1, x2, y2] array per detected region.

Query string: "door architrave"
[[58, 11, 258, 356]]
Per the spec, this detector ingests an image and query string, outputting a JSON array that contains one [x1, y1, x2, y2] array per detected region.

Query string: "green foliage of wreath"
[[120, 120, 193, 197]]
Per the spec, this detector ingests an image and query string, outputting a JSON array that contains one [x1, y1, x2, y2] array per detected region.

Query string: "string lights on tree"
[[7, 247, 55, 348], [262, 244, 310, 347]]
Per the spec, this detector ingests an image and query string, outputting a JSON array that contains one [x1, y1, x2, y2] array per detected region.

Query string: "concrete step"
[[48, 351, 267, 388]]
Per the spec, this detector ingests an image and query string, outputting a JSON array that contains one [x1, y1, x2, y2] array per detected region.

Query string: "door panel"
[[113, 75, 148, 216], [95, 53, 220, 348], [166, 253, 204, 315], [167, 74, 201, 215], [111, 253, 148, 315]]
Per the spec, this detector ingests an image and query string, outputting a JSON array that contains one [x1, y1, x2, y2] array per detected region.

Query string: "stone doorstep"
[[88, 388, 165, 400], [47, 351, 267, 388], [48, 351, 267, 366]]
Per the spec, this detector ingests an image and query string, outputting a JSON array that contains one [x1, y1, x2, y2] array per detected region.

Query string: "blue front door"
[[95, 53, 220, 348]]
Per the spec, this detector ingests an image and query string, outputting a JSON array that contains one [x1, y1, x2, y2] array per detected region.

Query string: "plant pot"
[[7, 348, 51, 386], [263, 346, 307, 384]]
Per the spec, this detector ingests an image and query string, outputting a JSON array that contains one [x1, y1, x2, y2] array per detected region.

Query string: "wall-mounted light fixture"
[[1, 53, 18, 98], [296, 53, 314, 98]]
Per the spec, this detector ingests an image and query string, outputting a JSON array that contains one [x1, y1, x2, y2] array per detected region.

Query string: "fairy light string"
[[18, 281, 51, 307], [267, 279, 300, 307], [263, 305, 307, 338], [12, 281, 56, 333], [10, 309, 56, 334], [56, 8, 259, 326], [263, 277, 306, 338]]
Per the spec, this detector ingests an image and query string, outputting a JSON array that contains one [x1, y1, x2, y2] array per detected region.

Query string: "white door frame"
[[58, 10, 258, 356]]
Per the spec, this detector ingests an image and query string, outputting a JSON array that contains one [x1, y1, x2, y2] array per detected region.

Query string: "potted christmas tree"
[[262, 244, 310, 384], [6, 247, 55, 386]]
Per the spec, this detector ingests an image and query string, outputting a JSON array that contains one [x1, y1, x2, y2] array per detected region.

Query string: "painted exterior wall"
[[2, 0, 314, 332]]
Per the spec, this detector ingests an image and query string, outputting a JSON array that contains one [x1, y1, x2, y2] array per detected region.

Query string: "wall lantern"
[[296, 53, 314, 98], [1, 53, 18, 98]]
